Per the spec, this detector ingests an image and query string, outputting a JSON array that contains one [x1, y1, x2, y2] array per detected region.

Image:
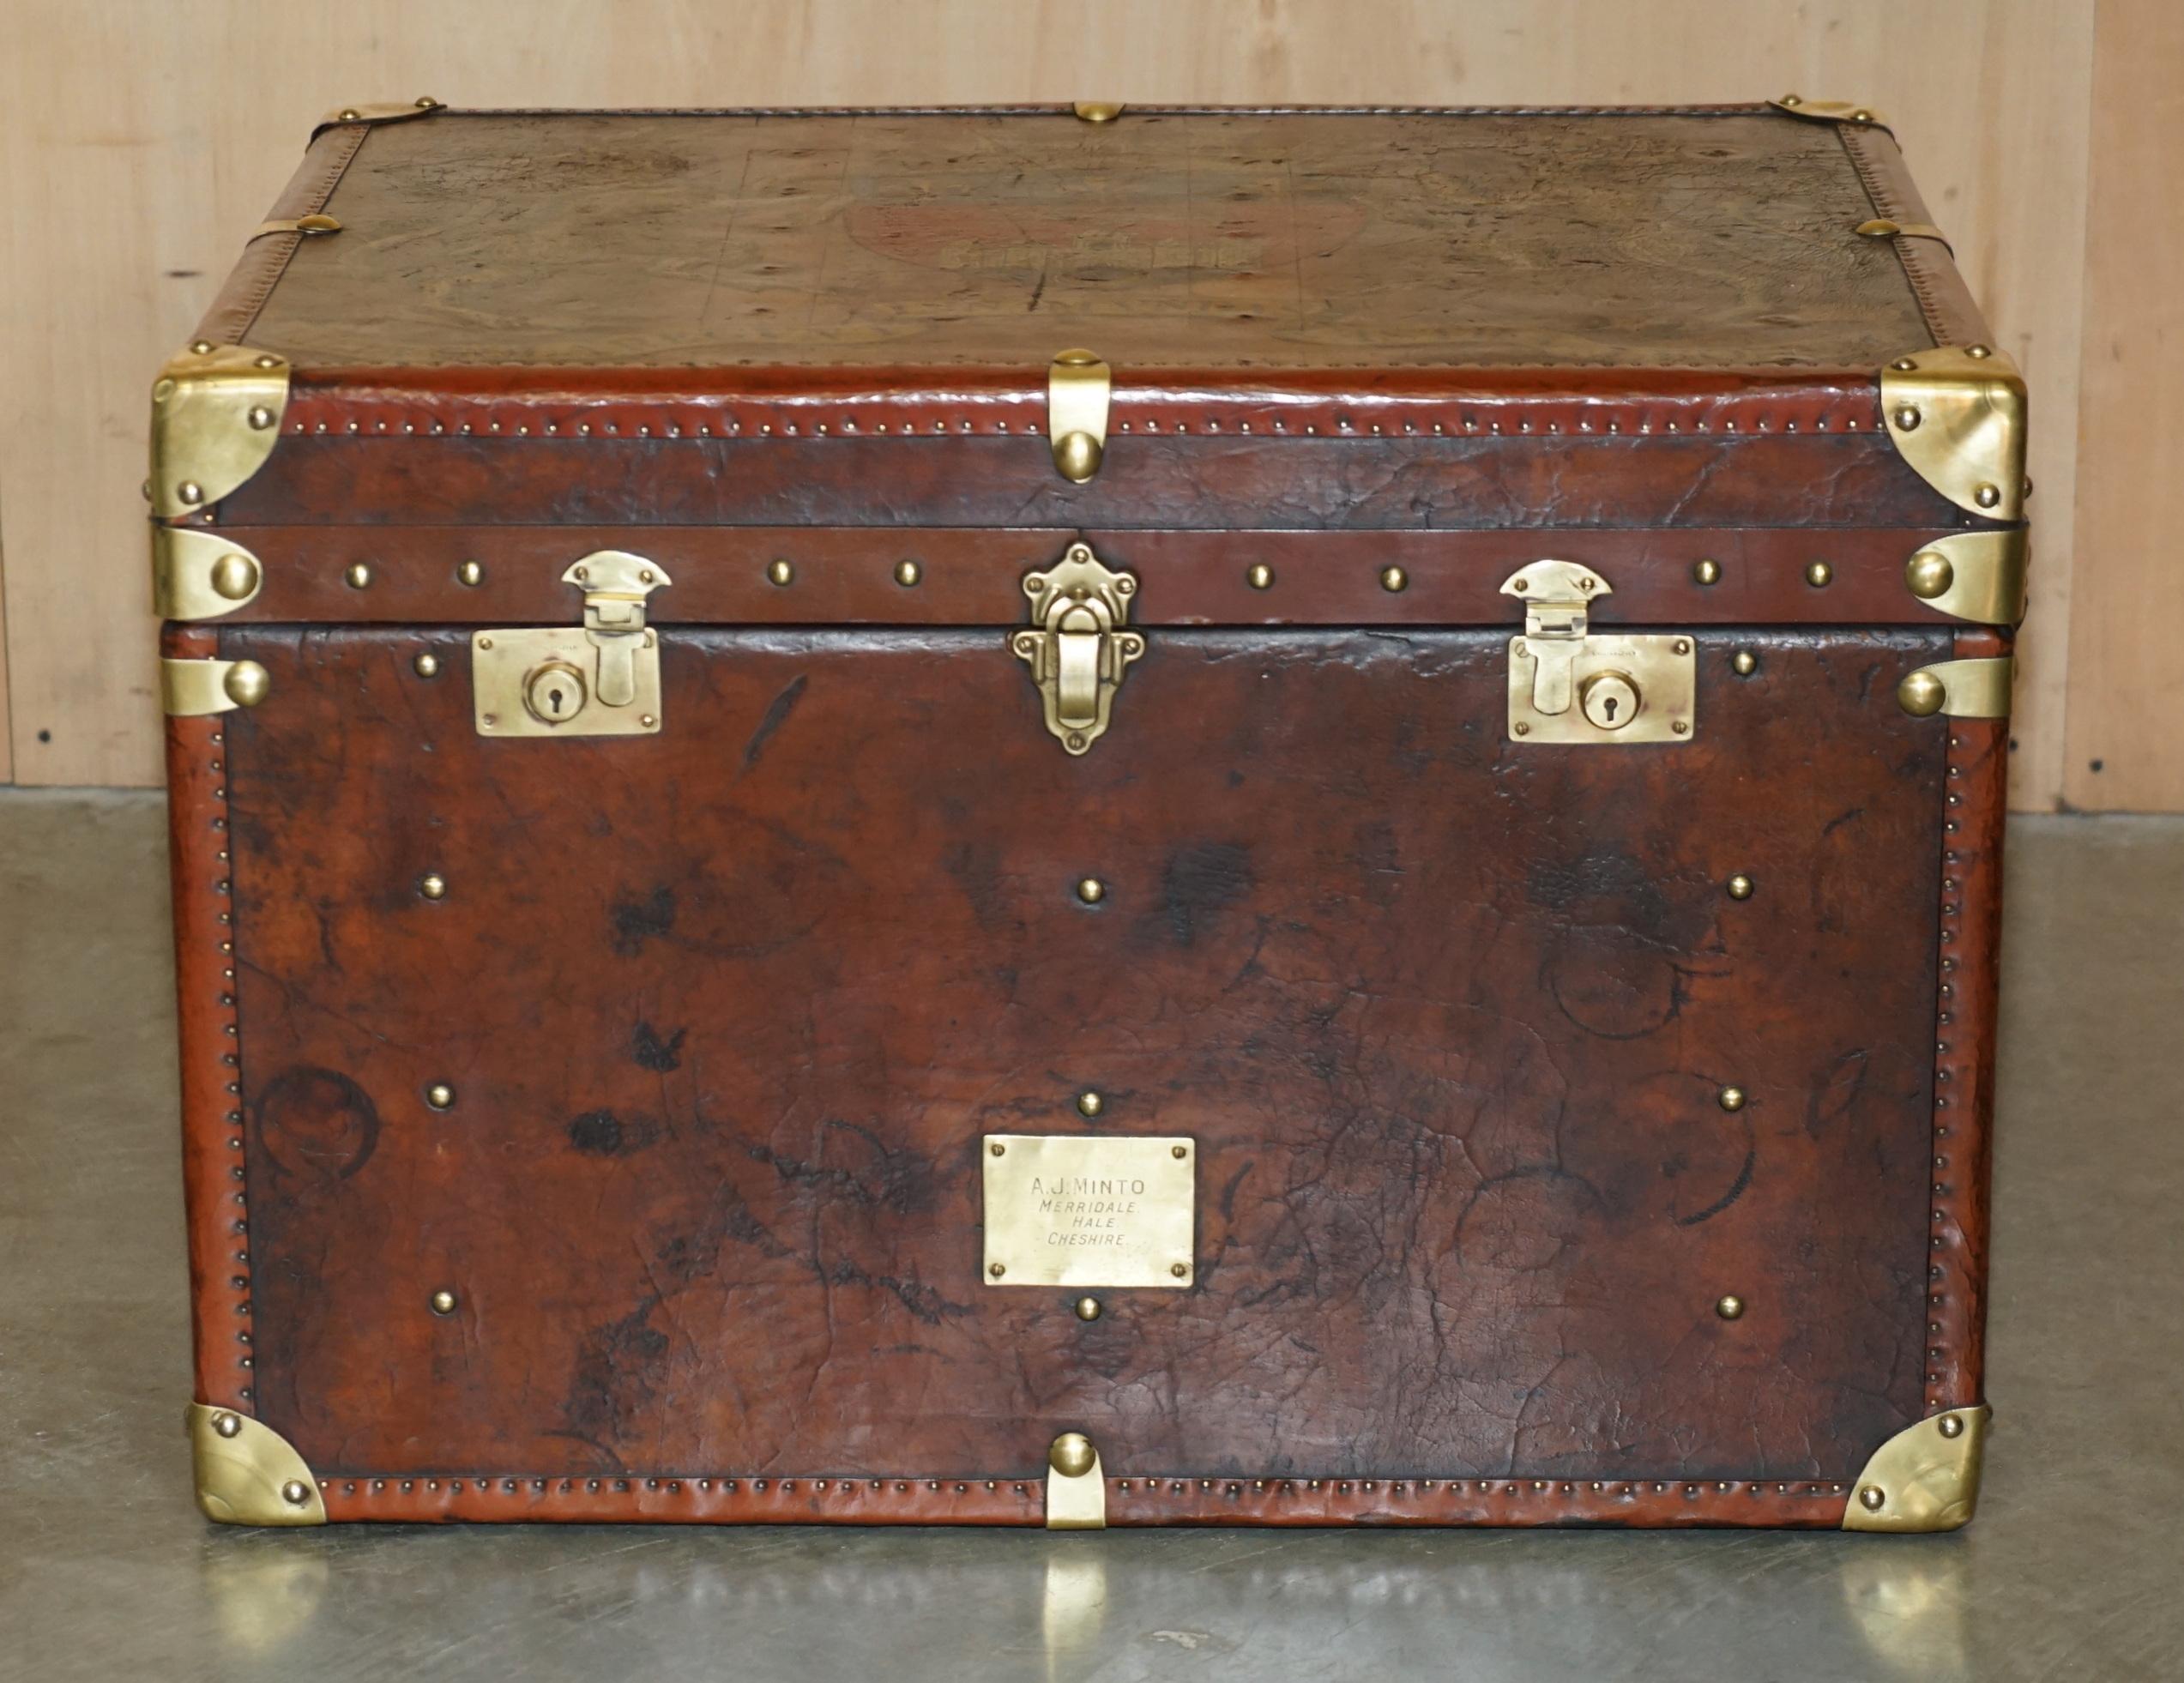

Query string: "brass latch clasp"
[[472, 551, 670, 738], [1013, 542, 1143, 755], [1503, 560, 1696, 745]]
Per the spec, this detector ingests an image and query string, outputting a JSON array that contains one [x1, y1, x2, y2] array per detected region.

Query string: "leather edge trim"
[[1925, 626, 2007, 1412], [192, 124, 370, 349], [165, 624, 253, 1411], [1837, 124, 1994, 352]]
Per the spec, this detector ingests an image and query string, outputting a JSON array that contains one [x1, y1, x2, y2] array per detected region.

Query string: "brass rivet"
[[1692, 558, 1722, 586], [222, 662, 271, 709], [1512, 721, 1530, 736], [1726, 874, 1754, 901], [339, 108, 361, 121], [345, 562, 374, 590], [419, 872, 448, 901], [1898, 670, 1946, 717], [1054, 431, 1102, 482], [281, 1480, 311, 1506], [178, 480, 205, 506], [1733, 649, 1759, 677], [1805, 561, 1833, 588], [413, 652, 441, 678], [1077, 1090, 1104, 1118], [1859, 1485, 1887, 1511], [1672, 638, 1691, 655], [894, 558, 922, 587], [1074, 1296, 1102, 1322], [1716, 1294, 1747, 1320], [425, 1083, 455, 1110], [1966, 344, 1992, 359], [989, 1262, 1006, 1279], [1071, 101, 1123, 124], [768, 559, 795, 587], [1170, 1262, 1188, 1279], [1938, 1414, 1964, 1439], [1379, 565, 1409, 593], [1905, 551, 1955, 600], [191, 339, 215, 355], [1247, 563, 1274, 590], [1849, 109, 1873, 124], [1892, 357, 1919, 372], [415, 95, 441, 109], [1718, 1085, 1747, 1112], [211, 1411, 243, 1439], [1054, 348, 1101, 367], [1892, 404, 1922, 432], [247, 405, 276, 431], [210, 553, 260, 600], [1672, 721, 1691, 735], [456, 560, 485, 587], [1172, 1144, 1186, 1159], [430, 1289, 457, 1315], [639, 714, 657, 728], [254, 354, 278, 370], [989, 1142, 1005, 1157], [1974, 482, 2002, 510], [1049, 1433, 1096, 1477], [1076, 878, 1106, 904]]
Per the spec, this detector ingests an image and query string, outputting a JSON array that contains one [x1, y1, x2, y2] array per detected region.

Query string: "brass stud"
[[1715, 1294, 1747, 1320], [1805, 561, 1834, 588], [339, 108, 361, 122], [1074, 1296, 1102, 1322], [425, 1083, 455, 1110], [1974, 482, 2001, 510], [1172, 1144, 1187, 1159], [894, 558, 922, 587], [1892, 357, 1918, 372], [210, 553, 261, 600], [1718, 1085, 1747, 1112], [989, 1262, 1006, 1279], [415, 95, 441, 109], [211, 1410, 243, 1439], [1898, 670, 1947, 716], [345, 562, 373, 590], [456, 560, 485, 587], [429, 1289, 457, 1315], [281, 1480, 311, 1506], [1071, 102, 1123, 124], [1859, 1484, 1886, 1511], [1779, 94, 1803, 106], [768, 559, 795, 587], [178, 480, 205, 506], [247, 405, 276, 431], [1170, 1262, 1188, 1279], [418, 872, 448, 901], [1076, 877, 1106, 904], [1726, 874, 1754, 901], [1692, 558, 1722, 586], [1053, 431, 1103, 482], [1938, 1413, 1965, 1439], [1732, 649, 1759, 677], [1247, 563, 1274, 590], [1379, 565, 1409, 593], [1966, 344, 1992, 359], [222, 662, 271, 709], [191, 340, 215, 355], [1892, 404, 1922, 432], [1077, 1090, 1104, 1118], [413, 652, 441, 679], [1905, 551, 1955, 600], [1049, 1433, 1096, 1477], [989, 1142, 1005, 1156]]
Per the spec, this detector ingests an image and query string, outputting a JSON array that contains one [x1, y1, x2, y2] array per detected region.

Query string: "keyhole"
[[1602, 696, 1620, 723], [548, 688, 564, 715]]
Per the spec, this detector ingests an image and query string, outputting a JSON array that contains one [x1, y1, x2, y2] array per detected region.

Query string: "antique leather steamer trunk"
[[157, 100, 2019, 1531]]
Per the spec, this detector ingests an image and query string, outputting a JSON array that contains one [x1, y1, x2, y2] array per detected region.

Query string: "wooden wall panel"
[[0, 0, 2107, 804], [2062, 0, 2184, 811]]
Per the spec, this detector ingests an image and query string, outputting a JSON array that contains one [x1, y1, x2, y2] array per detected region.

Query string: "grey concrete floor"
[[2, 790, 2179, 1681]]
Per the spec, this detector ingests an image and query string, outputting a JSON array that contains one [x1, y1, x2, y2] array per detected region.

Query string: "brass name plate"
[[981, 1134, 1195, 1289]]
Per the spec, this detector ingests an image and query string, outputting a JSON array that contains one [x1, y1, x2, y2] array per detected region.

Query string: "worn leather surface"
[[233, 110, 1931, 370], [218, 623, 1952, 1490]]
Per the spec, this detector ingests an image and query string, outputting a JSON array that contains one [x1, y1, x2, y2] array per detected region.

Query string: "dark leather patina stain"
[[570, 1108, 661, 1156], [1161, 842, 1255, 946], [610, 886, 677, 953], [631, 1022, 686, 1071], [255, 1066, 379, 1184], [741, 674, 807, 770]]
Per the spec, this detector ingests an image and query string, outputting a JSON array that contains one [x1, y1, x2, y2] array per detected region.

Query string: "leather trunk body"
[[160, 105, 2016, 1529]]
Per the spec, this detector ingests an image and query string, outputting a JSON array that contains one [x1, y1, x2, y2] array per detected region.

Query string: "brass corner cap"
[[149, 343, 291, 518], [1881, 346, 2029, 522], [1843, 1404, 1990, 1532], [312, 95, 445, 139], [1770, 94, 1891, 132], [186, 1402, 326, 1526]]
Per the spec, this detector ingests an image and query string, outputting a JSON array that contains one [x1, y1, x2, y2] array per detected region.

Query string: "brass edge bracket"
[[1897, 655, 2014, 719], [186, 1402, 326, 1526], [248, 214, 343, 243], [1857, 216, 1952, 254], [1770, 94, 1892, 132], [149, 343, 291, 518], [1046, 1433, 1107, 1529], [1843, 1405, 1990, 1532], [312, 95, 444, 139], [1882, 346, 2029, 521], [1071, 101, 1124, 123], [473, 551, 671, 738], [1012, 541, 1143, 754], [154, 527, 265, 620], [162, 657, 270, 715], [1502, 560, 1695, 745], [1904, 529, 2029, 625], [1048, 349, 1112, 482]]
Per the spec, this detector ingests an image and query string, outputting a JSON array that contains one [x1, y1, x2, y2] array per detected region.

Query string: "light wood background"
[[1, 0, 2174, 808]]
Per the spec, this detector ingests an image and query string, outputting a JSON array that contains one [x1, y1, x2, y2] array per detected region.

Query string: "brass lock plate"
[[1506, 631, 1696, 744], [982, 1134, 1196, 1289], [472, 627, 662, 738]]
